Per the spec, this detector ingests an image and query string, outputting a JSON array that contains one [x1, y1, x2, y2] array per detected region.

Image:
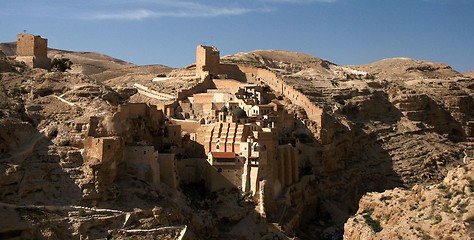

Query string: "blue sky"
[[1, 0, 473, 72]]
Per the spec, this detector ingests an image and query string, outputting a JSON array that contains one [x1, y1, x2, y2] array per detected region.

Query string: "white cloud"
[[87, 1, 270, 20], [259, 0, 337, 3], [83, 0, 336, 21]]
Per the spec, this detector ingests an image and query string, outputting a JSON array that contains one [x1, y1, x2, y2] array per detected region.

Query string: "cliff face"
[[224, 51, 473, 237], [344, 161, 474, 240]]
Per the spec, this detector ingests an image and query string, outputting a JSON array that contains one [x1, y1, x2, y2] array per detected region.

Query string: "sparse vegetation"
[[380, 195, 392, 201], [51, 58, 73, 72], [467, 177, 474, 192], [9, 85, 21, 97], [362, 208, 383, 233]]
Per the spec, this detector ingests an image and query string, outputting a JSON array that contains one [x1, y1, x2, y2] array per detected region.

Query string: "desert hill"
[[0, 42, 173, 84], [222, 50, 338, 79], [464, 70, 474, 78], [0, 44, 473, 239], [352, 57, 462, 80]]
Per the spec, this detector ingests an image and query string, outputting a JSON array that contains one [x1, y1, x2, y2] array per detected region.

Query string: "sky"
[[1, 0, 473, 72]]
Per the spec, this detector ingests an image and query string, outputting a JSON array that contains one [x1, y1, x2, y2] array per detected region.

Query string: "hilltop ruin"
[[15, 33, 50, 70]]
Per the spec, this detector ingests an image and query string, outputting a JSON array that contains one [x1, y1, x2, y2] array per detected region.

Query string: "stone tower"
[[16, 33, 50, 70], [196, 45, 220, 77]]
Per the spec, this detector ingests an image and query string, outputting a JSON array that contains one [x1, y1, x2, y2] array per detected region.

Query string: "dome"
[[232, 107, 247, 119]]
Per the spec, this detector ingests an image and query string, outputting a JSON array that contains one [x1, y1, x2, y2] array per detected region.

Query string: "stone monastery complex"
[[79, 46, 323, 229], [82, 45, 328, 229], [13, 35, 328, 230]]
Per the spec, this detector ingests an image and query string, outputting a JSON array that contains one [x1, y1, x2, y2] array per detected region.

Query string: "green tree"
[[51, 58, 73, 72]]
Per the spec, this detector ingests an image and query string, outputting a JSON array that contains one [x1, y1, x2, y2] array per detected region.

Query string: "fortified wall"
[[176, 73, 213, 101], [195, 45, 324, 132], [238, 65, 324, 126], [15, 33, 50, 69]]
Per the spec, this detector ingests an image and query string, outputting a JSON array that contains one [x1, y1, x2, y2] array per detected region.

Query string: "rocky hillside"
[[344, 161, 474, 239], [352, 57, 461, 80], [224, 50, 473, 238], [0, 54, 199, 239], [465, 70, 474, 78]]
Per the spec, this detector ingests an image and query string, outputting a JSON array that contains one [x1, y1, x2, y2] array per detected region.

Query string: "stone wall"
[[177, 158, 207, 184], [83, 136, 124, 199], [170, 119, 201, 134], [158, 153, 178, 189], [123, 146, 160, 188], [242, 157, 260, 194], [249, 67, 324, 126], [218, 63, 247, 80], [111, 103, 164, 125], [191, 93, 214, 115], [163, 125, 181, 146], [212, 161, 244, 191], [276, 145, 300, 187], [212, 79, 245, 93], [176, 73, 213, 101], [83, 136, 123, 165]]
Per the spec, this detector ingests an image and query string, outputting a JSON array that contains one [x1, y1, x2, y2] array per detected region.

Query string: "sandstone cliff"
[[344, 160, 474, 239]]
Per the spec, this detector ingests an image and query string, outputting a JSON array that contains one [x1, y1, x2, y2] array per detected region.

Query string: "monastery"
[[83, 45, 326, 228]]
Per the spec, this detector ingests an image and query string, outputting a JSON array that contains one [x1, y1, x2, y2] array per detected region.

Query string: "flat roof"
[[210, 152, 236, 159]]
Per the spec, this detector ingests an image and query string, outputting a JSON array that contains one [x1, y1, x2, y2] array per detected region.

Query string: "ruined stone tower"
[[16, 33, 50, 70], [196, 45, 220, 77]]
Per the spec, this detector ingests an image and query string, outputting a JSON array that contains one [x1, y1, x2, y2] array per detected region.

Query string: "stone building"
[[83, 103, 182, 200], [15, 33, 50, 69], [196, 45, 220, 78]]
